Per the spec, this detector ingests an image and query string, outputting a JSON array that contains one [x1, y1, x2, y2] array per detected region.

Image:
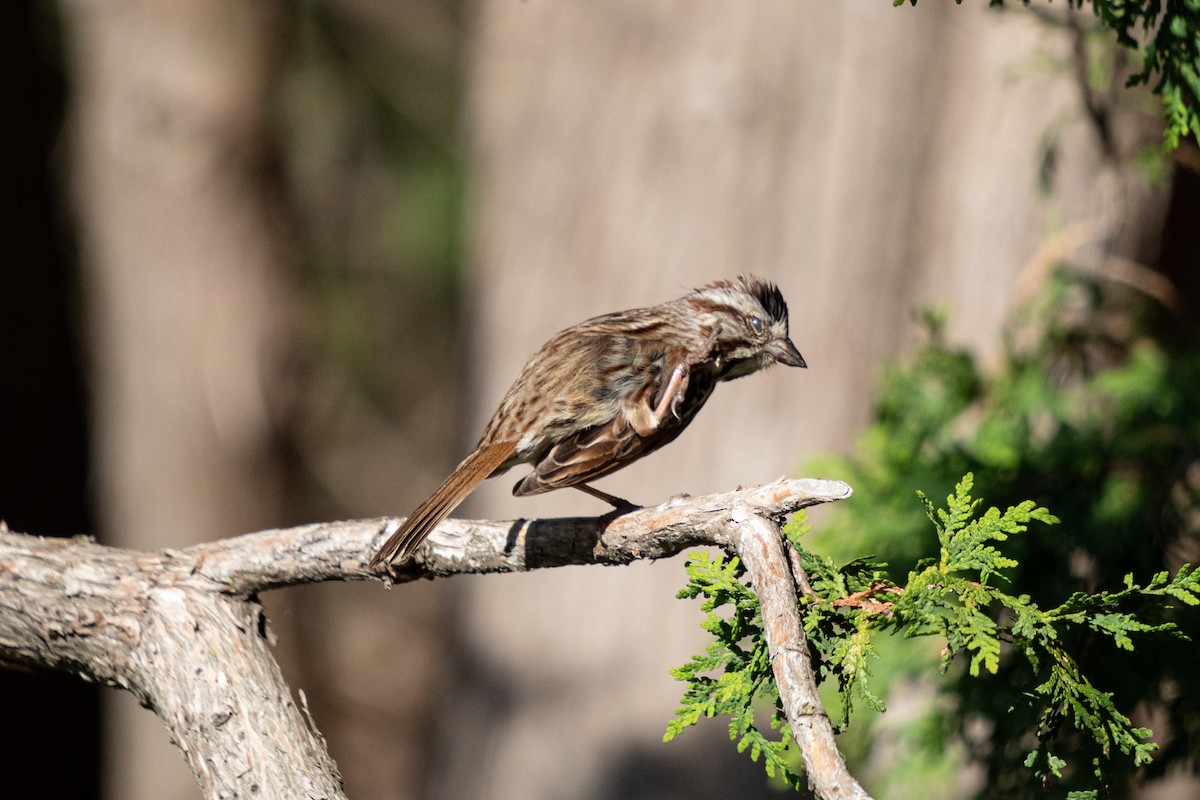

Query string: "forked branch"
[[0, 478, 864, 800]]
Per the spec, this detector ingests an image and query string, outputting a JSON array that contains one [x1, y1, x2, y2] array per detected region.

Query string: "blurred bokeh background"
[[2, 1, 1197, 798]]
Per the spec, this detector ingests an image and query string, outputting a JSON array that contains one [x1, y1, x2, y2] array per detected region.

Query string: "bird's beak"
[[773, 338, 806, 368]]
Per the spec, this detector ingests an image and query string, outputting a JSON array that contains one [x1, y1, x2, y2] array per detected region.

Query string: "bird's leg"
[[656, 325, 722, 422], [652, 363, 690, 424], [573, 483, 639, 513]]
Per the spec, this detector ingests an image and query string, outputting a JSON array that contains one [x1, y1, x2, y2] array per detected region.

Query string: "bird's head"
[[687, 275, 806, 379]]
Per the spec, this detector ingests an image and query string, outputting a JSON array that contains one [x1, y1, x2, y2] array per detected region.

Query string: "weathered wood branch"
[[0, 525, 348, 799], [0, 477, 866, 799]]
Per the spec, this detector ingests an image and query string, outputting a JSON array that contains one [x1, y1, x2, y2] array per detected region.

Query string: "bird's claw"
[[670, 363, 690, 419]]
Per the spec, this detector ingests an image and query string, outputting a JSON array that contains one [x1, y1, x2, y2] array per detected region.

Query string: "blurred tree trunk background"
[[53, 0, 466, 798], [442, 2, 1172, 799], [3, 1, 1188, 799], [63, 2, 296, 798]]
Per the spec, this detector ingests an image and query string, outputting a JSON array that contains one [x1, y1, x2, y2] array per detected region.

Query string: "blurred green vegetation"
[[808, 271, 1200, 797], [277, 2, 468, 514], [284, 1, 464, 391]]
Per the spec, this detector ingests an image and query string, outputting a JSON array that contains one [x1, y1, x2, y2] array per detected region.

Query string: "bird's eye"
[[750, 316, 764, 334]]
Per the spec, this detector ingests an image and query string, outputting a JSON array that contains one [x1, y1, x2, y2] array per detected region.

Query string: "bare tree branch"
[[0, 477, 865, 800], [0, 525, 347, 799], [736, 512, 871, 800]]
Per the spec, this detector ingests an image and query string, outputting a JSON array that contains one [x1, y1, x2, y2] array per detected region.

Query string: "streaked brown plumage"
[[369, 275, 805, 566]]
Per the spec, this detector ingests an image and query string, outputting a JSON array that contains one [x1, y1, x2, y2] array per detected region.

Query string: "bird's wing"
[[511, 413, 646, 496], [511, 376, 700, 497]]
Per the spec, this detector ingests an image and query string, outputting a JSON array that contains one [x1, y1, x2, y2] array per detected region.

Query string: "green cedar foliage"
[[667, 478, 1199, 797], [807, 272, 1200, 796], [664, 549, 804, 791], [669, 273, 1200, 796], [899, 0, 1200, 150]]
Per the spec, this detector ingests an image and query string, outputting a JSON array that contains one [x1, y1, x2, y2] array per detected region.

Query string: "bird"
[[370, 274, 805, 566]]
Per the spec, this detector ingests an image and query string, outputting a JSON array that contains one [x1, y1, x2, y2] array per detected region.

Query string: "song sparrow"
[[370, 275, 805, 566]]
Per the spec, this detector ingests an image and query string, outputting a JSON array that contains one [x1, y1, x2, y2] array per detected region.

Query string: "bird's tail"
[[370, 441, 516, 567]]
